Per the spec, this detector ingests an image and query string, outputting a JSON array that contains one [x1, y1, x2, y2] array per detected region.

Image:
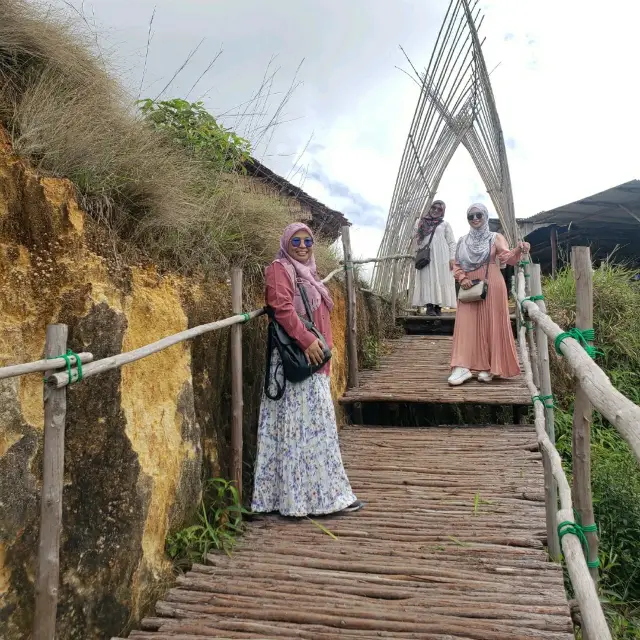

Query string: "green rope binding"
[[558, 520, 600, 569], [554, 328, 603, 360], [532, 394, 555, 409], [44, 349, 83, 385], [519, 259, 531, 267], [520, 295, 544, 314], [240, 313, 250, 323]]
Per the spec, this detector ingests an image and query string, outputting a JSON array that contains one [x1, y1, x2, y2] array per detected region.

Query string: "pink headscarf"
[[275, 222, 334, 315]]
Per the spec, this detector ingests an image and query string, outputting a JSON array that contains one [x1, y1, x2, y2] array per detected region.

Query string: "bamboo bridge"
[[118, 313, 574, 640], [5, 238, 640, 639], [6, 2, 640, 638]]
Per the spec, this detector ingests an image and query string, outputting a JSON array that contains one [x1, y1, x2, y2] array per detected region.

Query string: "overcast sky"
[[57, 0, 640, 266]]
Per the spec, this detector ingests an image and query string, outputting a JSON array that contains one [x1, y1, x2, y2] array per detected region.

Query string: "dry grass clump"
[[0, 0, 339, 277], [0, 0, 206, 248]]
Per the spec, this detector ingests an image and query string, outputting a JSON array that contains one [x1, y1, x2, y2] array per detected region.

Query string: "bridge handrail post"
[[515, 270, 611, 640], [230, 267, 244, 502], [571, 247, 599, 585], [390, 258, 400, 320], [531, 264, 561, 562], [33, 324, 68, 640], [341, 225, 359, 389], [523, 260, 540, 388]]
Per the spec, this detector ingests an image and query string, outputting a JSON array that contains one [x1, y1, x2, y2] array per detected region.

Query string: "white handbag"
[[457, 240, 493, 303]]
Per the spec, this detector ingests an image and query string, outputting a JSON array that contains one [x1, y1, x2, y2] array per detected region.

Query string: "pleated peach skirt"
[[450, 262, 520, 378]]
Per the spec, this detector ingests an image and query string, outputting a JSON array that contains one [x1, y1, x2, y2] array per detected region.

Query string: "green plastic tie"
[[519, 259, 531, 267], [240, 313, 250, 323], [558, 520, 600, 569], [520, 295, 544, 314], [554, 328, 603, 360], [45, 349, 83, 385], [532, 394, 554, 409]]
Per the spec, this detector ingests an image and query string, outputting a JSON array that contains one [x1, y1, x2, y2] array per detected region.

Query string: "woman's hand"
[[449, 259, 455, 271], [305, 339, 325, 366], [460, 278, 473, 290], [517, 241, 530, 254]]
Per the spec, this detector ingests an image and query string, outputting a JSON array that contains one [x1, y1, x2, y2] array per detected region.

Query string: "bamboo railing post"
[[33, 324, 68, 640], [571, 246, 598, 583], [341, 226, 359, 389], [390, 259, 400, 320], [230, 267, 244, 501], [523, 260, 540, 388], [531, 264, 561, 562]]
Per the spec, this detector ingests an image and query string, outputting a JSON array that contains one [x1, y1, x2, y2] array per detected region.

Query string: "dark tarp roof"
[[490, 180, 640, 269]]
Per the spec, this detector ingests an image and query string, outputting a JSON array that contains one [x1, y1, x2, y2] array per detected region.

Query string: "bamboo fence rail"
[[515, 267, 611, 640]]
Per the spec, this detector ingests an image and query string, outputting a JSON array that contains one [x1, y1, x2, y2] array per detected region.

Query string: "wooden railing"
[[0, 225, 401, 639], [514, 246, 640, 640]]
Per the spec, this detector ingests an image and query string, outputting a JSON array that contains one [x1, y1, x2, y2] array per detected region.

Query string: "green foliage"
[[138, 98, 251, 174], [166, 478, 250, 569], [544, 263, 640, 636], [361, 334, 383, 369]]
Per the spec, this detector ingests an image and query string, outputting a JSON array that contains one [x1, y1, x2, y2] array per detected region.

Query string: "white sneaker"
[[448, 367, 472, 386], [477, 371, 493, 383]]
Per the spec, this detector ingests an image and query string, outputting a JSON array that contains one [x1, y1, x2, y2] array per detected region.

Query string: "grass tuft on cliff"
[[0, 0, 338, 277]]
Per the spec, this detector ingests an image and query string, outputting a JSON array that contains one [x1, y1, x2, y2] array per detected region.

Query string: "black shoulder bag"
[[264, 283, 332, 401], [415, 222, 440, 270]]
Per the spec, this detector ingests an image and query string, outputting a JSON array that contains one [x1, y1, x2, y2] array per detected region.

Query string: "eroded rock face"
[[0, 134, 201, 639], [0, 131, 354, 639]]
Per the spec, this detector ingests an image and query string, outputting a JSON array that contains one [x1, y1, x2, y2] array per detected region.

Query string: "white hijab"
[[455, 203, 496, 271]]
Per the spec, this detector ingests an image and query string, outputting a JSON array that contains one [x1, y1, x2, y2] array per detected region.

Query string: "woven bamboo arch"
[[372, 0, 518, 296]]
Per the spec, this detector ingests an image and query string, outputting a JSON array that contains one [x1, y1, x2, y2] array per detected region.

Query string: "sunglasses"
[[291, 237, 314, 248], [467, 212, 484, 221]]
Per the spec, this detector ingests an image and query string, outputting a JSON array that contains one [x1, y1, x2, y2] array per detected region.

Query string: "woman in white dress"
[[411, 199, 458, 316]]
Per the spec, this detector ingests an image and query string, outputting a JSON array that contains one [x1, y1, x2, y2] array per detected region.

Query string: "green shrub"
[[166, 478, 250, 570]]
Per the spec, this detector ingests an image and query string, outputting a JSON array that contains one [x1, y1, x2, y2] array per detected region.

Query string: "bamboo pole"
[[342, 226, 359, 389], [230, 267, 244, 501], [390, 259, 400, 319], [0, 352, 93, 381], [515, 273, 611, 640], [523, 260, 540, 388], [47, 309, 265, 389], [571, 247, 598, 583], [530, 264, 561, 562], [33, 324, 68, 640]]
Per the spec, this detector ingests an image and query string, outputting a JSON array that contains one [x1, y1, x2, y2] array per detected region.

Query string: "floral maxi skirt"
[[251, 354, 357, 517]]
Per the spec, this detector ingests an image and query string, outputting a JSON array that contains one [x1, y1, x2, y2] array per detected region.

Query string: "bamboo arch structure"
[[372, 0, 518, 297]]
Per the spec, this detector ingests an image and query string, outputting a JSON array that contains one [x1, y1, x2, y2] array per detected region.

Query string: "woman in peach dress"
[[448, 203, 529, 386]]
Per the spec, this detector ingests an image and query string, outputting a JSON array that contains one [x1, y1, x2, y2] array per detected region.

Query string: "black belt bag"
[[264, 283, 332, 400]]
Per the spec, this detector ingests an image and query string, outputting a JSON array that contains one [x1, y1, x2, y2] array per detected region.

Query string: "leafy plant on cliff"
[[166, 478, 250, 569], [138, 98, 251, 174]]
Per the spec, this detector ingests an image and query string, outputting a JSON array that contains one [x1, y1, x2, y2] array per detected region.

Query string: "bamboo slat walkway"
[[121, 426, 572, 640], [340, 335, 532, 406]]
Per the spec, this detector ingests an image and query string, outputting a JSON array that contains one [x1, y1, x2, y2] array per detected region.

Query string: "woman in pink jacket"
[[251, 223, 364, 517]]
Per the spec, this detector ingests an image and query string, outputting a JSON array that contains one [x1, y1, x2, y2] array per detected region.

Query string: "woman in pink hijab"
[[251, 223, 364, 517]]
